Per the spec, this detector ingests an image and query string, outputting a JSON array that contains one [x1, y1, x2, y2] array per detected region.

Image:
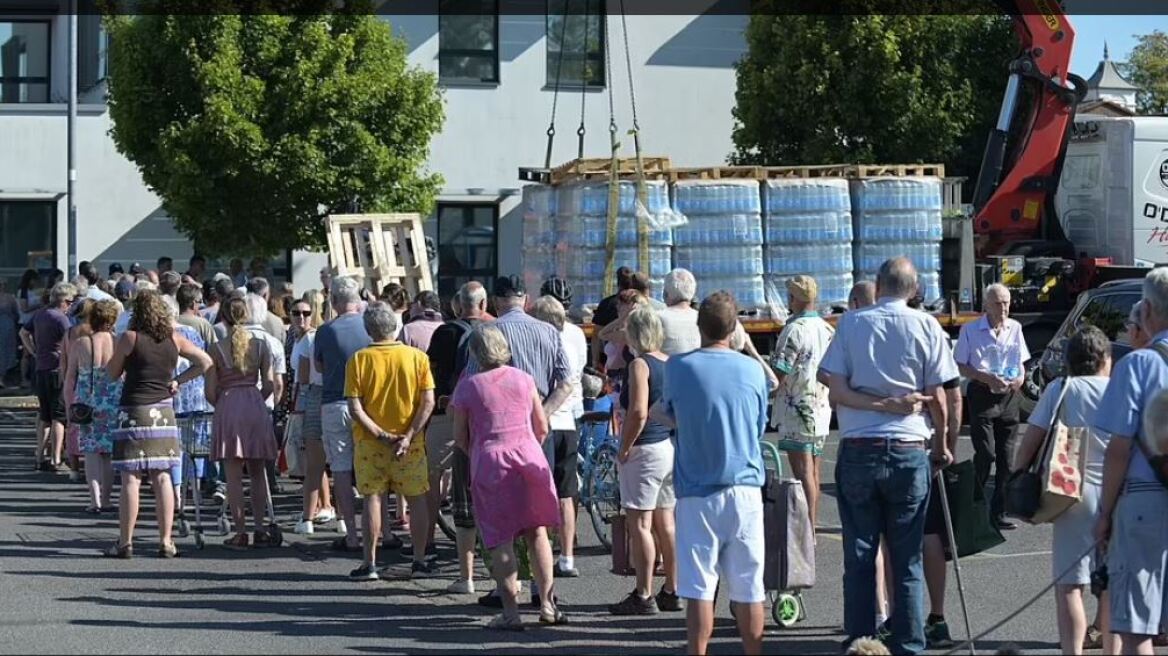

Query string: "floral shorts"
[[774, 432, 827, 457], [353, 433, 430, 498]]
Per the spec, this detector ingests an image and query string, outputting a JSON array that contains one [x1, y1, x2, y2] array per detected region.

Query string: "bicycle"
[[577, 409, 621, 551]]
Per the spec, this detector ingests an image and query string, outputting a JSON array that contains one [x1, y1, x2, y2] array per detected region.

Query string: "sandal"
[[158, 543, 181, 559], [538, 604, 569, 626], [102, 542, 133, 559], [83, 506, 101, 515], [253, 531, 275, 549], [330, 536, 361, 552], [487, 613, 525, 632], [223, 533, 250, 550]]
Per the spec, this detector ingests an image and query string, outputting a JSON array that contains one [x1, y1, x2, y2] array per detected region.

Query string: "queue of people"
[[18, 249, 1168, 655]]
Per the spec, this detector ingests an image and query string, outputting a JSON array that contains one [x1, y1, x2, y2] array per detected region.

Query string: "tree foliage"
[[105, 6, 444, 256], [731, 11, 1016, 179], [1128, 31, 1168, 115]]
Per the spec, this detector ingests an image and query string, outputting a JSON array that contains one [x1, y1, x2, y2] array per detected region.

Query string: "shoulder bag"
[[68, 335, 95, 426]]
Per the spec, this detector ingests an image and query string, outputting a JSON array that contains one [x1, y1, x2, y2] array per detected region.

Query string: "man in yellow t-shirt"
[[345, 302, 436, 581]]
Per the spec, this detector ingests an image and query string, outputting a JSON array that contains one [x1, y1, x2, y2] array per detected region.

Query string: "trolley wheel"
[[772, 592, 801, 628], [194, 532, 205, 550], [267, 523, 284, 547], [436, 510, 456, 542], [177, 515, 190, 538]]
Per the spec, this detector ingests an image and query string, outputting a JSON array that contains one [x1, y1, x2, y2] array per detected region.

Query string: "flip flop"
[[487, 614, 525, 632]]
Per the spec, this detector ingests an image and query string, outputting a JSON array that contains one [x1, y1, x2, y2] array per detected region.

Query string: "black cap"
[[108, 262, 124, 275], [493, 275, 526, 298], [129, 262, 144, 274]]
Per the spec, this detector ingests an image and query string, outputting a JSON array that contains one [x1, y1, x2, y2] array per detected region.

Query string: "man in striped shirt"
[[466, 275, 575, 600]]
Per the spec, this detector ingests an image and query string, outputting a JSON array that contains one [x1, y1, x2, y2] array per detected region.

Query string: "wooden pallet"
[[326, 213, 433, 298], [668, 166, 764, 181], [761, 163, 945, 179], [520, 156, 672, 185], [850, 163, 946, 178], [760, 164, 857, 179]]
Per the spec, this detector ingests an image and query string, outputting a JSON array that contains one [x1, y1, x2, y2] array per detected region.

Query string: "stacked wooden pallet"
[[325, 213, 433, 298], [520, 158, 945, 183]]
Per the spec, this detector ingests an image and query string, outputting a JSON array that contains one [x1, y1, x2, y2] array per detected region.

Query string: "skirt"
[[211, 386, 277, 461], [112, 400, 182, 473], [296, 384, 323, 440]]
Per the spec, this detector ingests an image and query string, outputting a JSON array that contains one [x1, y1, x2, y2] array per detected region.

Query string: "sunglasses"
[[290, 310, 312, 318]]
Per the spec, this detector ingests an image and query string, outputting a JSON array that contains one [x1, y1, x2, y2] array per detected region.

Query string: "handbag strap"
[[1028, 375, 1074, 474], [86, 334, 94, 392]]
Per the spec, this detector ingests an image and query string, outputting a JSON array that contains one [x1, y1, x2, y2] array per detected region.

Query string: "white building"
[[0, 6, 747, 296], [1081, 43, 1138, 113]]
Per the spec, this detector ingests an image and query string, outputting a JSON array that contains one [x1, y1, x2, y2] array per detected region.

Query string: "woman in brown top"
[[105, 291, 212, 559]]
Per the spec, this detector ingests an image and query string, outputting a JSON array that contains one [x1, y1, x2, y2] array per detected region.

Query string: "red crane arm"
[[971, 1, 1088, 255]]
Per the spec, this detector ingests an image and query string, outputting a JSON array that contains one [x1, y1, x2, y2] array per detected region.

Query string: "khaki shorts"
[[425, 413, 455, 477], [617, 439, 676, 511]]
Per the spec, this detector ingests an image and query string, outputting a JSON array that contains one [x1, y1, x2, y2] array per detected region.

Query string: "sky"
[[1069, 14, 1168, 77]]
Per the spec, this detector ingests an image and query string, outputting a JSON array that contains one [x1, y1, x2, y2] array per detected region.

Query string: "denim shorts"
[[1109, 484, 1168, 636]]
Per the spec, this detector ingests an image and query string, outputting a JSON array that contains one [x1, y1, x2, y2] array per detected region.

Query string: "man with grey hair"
[[345, 302, 437, 580], [1094, 267, 1168, 654], [848, 280, 876, 310], [315, 275, 373, 552], [820, 257, 957, 655], [658, 268, 700, 355], [159, 270, 182, 298], [245, 276, 287, 342], [19, 281, 77, 471], [425, 280, 491, 593], [954, 282, 1028, 530]]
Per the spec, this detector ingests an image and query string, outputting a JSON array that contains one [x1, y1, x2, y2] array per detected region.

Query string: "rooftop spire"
[[1104, 41, 1110, 60]]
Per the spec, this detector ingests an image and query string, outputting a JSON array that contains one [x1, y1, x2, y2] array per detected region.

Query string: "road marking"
[[967, 549, 1052, 560]]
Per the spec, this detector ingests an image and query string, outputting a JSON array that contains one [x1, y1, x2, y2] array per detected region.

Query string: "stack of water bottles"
[[763, 178, 854, 308], [850, 177, 944, 304], [556, 180, 675, 308], [671, 180, 766, 311], [520, 184, 560, 291]]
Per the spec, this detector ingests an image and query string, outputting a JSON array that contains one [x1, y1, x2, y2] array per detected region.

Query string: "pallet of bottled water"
[[567, 276, 665, 310], [766, 272, 854, 309], [670, 180, 765, 311], [850, 177, 944, 305], [521, 185, 561, 283], [696, 276, 768, 313], [853, 271, 943, 306], [762, 179, 854, 313], [555, 180, 672, 217], [562, 246, 672, 280], [766, 243, 852, 277]]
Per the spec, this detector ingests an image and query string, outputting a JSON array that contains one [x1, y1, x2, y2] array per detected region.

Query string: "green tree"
[[1128, 31, 1168, 115], [105, 7, 444, 256], [731, 11, 1015, 180]]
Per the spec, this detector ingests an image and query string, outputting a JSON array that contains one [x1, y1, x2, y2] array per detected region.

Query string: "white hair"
[[984, 283, 1011, 302], [50, 282, 78, 306], [664, 268, 697, 305], [456, 282, 487, 312], [626, 307, 665, 353], [362, 301, 400, 341], [1144, 267, 1168, 321], [244, 293, 268, 326], [530, 295, 566, 332], [330, 275, 361, 309], [468, 324, 512, 370]]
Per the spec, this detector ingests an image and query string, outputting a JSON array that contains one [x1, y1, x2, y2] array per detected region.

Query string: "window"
[[78, 14, 109, 91], [546, 0, 604, 88], [0, 201, 56, 289], [438, 0, 499, 84], [1076, 292, 1139, 341], [436, 203, 497, 298], [0, 20, 50, 103]]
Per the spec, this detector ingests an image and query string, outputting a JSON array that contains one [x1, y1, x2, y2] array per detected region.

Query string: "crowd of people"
[[11, 250, 1168, 656]]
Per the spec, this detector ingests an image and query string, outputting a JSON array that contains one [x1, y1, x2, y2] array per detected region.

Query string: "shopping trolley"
[[177, 411, 214, 550]]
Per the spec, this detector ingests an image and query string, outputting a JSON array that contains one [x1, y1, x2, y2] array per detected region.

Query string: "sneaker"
[[655, 588, 682, 612], [478, 590, 503, 609], [349, 563, 380, 581], [553, 561, 580, 578], [294, 520, 314, 535], [609, 591, 658, 616], [401, 543, 438, 561], [447, 579, 476, 594], [212, 485, 227, 503], [314, 508, 336, 524], [925, 618, 955, 649], [381, 533, 404, 550], [336, 519, 348, 535], [994, 516, 1017, 531], [410, 560, 437, 578]]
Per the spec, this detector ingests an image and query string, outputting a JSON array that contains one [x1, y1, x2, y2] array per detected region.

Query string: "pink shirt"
[[399, 314, 444, 353], [953, 315, 1030, 377]]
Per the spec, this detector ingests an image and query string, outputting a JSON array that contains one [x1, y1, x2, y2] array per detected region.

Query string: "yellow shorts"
[[353, 433, 431, 498]]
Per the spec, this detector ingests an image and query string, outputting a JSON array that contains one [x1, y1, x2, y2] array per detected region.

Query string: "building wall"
[[0, 9, 747, 292]]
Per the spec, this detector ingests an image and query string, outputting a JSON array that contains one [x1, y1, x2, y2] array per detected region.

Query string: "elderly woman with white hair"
[[658, 268, 700, 355], [450, 324, 564, 630], [608, 307, 680, 616]]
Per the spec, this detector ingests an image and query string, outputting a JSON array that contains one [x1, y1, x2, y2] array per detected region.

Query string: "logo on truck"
[[1032, 0, 1060, 30], [1161, 159, 1168, 188]]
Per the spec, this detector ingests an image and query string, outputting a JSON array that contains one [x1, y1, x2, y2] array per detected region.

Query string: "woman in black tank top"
[[104, 291, 212, 559]]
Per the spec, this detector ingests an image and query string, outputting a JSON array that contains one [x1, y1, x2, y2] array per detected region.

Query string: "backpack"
[[448, 319, 475, 392]]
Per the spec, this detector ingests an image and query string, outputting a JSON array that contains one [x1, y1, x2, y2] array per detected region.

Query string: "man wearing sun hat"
[[769, 274, 834, 529]]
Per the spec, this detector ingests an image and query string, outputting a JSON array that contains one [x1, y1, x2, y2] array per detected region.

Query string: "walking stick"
[[935, 469, 977, 656]]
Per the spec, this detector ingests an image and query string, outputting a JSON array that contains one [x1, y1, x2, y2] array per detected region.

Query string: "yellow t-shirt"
[[343, 342, 435, 442]]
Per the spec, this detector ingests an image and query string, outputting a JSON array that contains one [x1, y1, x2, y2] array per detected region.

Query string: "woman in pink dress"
[[450, 324, 564, 631]]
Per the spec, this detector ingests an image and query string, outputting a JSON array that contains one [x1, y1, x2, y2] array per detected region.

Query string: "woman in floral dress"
[[64, 300, 123, 513]]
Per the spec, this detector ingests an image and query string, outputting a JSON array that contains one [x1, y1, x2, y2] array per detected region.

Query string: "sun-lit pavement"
[[0, 403, 1093, 654]]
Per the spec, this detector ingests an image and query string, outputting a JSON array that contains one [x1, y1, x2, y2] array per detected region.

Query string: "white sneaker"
[[336, 519, 347, 534], [294, 520, 314, 535], [314, 508, 337, 524], [446, 579, 475, 594]]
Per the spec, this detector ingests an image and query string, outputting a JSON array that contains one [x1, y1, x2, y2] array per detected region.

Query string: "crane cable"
[[544, 5, 571, 170], [576, 0, 590, 159], [602, 7, 620, 297], [619, 0, 649, 274]]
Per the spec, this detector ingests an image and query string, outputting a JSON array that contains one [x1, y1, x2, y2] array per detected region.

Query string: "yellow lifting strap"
[[602, 123, 620, 298], [631, 128, 649, 275]]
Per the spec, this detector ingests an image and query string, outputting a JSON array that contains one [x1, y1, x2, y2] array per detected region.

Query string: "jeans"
[[836, 439, 931, 656], [967, 381, 1019, 519]]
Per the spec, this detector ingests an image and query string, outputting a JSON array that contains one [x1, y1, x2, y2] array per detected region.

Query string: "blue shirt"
[[464, 308, 569, 399], [663, 348, 767, 498], [1093, 331, 1168, 484], [314, 312, 372, 404], [819, 297, 959, 440]]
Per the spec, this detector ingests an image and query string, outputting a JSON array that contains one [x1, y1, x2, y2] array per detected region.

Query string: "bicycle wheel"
[[435, 509, 457, 541], [588, 443, 621, 551]]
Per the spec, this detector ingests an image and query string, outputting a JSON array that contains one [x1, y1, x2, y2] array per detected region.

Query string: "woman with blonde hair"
[[64, 299, 122, 513], [290, 294, 335, 534], [105, 291, 211, 558], [206, 296, 279, 549]]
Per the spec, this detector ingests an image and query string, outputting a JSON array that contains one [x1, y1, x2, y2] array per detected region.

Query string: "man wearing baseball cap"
[[770, 275, 834, 530]]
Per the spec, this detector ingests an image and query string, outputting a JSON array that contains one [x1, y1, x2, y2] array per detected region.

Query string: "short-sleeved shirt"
[[1028, 376, 1110, 486], [428, 318, 485, 398], [658, 306, 701, 355], [245, 325, 286, 409], [315, 312, 372, 404], [292, 331, 324, 386], [344, 342, 435, 442], [664, 348, 767, 498], [1094, 333, 1168, 484], [771, 312, 834, 438], [464, 308, 569, 399], [24, 307, 71, 371], [954, 315, 1030, 378], [820, 297, 959, 441], [550, 322, 588, 431], [176, 314, 218, 350], [400, 314, 445, 353]]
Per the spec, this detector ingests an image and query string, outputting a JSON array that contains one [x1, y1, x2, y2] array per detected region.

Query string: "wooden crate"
[[760, 164, 856, 179], [326, 213, 433, 298], [668, 165, 764, 181], [851, 163, 946, 178]]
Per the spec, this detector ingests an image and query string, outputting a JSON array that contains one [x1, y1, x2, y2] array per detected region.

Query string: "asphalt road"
[[0, 408, 1115, 655]]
